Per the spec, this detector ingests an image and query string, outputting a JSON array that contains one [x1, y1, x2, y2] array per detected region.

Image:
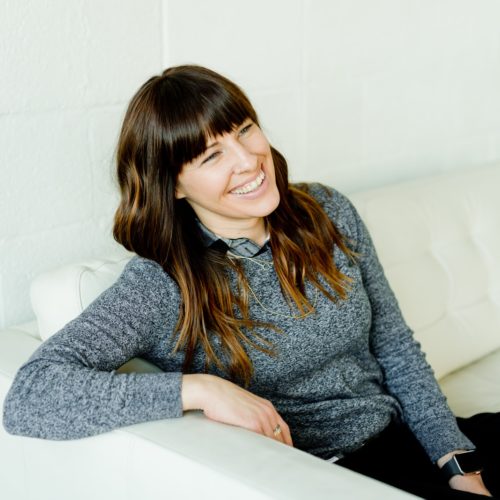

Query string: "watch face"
[[456, 451, 483, 473]]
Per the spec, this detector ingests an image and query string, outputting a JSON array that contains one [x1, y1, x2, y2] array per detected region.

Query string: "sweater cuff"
[[123, 371, 184, 421], [412, 414, 475, 463]]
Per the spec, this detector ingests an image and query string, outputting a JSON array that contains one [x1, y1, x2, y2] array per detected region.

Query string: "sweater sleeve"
[[323, 186, 475, 462], [2, 257, 184, 440]]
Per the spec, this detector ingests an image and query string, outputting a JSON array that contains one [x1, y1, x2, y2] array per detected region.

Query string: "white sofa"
[[1, 164, 500, 500]]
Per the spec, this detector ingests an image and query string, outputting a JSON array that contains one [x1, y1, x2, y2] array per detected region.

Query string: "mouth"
[[230, 169, 266, 195]]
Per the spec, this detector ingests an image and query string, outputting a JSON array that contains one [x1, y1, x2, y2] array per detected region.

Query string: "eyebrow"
[[205, 141, 219, 150], [203, 120, 252, 151]]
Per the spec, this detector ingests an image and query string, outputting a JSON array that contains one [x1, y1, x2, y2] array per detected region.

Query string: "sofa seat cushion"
[[439, 347, 500, 418]]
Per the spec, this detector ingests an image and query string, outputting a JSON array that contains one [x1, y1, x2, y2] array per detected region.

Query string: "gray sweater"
[[2, 184, 473, 462]]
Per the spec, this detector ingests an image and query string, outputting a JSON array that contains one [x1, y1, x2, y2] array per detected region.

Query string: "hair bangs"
[[157, 70, 258, 170]]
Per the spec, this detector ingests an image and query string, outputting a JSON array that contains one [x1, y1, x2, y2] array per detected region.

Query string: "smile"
[[230, 170, 266, 195]]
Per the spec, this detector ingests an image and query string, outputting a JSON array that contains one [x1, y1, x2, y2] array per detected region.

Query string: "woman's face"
[[175, 119, 280, 240]]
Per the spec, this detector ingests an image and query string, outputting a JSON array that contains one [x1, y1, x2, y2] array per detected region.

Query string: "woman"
[[3, 65, 498, 499]]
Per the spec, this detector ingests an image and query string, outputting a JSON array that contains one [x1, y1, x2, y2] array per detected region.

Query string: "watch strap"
[[440, 451, 483, 482], [441, 456, 463, 481]]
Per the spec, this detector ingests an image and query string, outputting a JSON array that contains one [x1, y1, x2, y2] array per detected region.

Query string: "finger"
[[278, 418, 293, 447], [265, 416, 290, 445], [273, 416, 292, 446], [263, 404, 293, 447], [259, 413, 285, 444], [259, 404, 293, 447], [269, 421, 286, 444]]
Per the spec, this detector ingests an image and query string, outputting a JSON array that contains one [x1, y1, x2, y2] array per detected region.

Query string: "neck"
[[201, 218, 268, 246]]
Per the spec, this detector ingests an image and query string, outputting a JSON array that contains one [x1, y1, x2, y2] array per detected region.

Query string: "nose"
[[229, 138, 257, 174]]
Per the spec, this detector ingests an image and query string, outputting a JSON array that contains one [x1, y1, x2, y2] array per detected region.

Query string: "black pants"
[[336, 413, 500, 499]]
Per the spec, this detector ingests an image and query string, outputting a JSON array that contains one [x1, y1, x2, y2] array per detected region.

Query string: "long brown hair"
[[113, 65, 356, 386]]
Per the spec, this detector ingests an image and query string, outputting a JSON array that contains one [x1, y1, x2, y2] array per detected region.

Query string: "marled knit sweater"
[[2, 184, 473, 462]]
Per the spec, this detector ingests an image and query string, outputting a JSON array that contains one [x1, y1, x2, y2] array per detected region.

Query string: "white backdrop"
[[1, 0, 500, 329]]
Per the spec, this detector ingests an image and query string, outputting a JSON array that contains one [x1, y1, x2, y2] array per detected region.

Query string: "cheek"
[[184, 171, 232, 200]]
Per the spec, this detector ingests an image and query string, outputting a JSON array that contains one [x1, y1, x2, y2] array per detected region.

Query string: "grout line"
[[1, 217, 112, 242], [299, 0, 309, 176], [86, 112, 97, 222], [0, 274, 6, 330], [0, 101, 128, 119], [160, 0, 169, 68], [81, 0, 91, 105]]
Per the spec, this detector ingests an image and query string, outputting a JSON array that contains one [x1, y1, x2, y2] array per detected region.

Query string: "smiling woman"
[[112, 65, 354, 387], [3, 65, 499, 499]]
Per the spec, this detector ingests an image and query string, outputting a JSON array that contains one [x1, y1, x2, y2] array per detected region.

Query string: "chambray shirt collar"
[[196, 219, 270, 257]]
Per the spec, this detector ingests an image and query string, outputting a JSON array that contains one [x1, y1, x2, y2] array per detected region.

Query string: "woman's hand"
[[449, 474, 491, 496], [182, 374, 293, 447]]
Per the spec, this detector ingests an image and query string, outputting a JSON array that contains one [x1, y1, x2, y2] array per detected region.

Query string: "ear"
[[174, 186, 186, 199]]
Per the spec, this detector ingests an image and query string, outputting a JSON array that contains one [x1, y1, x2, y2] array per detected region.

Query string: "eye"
[[239, 122, 253, 136], [201, 150, 221, 165]]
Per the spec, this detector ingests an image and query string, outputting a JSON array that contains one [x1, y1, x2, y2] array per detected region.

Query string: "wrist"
[[437, 450, 465, 468], [181, 373, 213, 411], [437, 450, 483, 483]]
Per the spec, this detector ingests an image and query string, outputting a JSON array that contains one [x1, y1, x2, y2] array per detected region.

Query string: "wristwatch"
[[441, 450, 483, 481]]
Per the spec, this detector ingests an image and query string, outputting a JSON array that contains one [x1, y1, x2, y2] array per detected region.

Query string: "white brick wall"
[[0, 0, 163, 328], [1, 0, 500, 329]]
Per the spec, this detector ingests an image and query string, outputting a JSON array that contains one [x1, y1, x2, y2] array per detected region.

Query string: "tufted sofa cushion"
[[349, 163, 500, 379], [31, 255, 132, 342]]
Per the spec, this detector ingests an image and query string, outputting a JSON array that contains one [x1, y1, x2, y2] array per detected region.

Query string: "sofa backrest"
[[31, 256, 132, 342], [350, 163, 500, 378], [30, 164, 500, 380]]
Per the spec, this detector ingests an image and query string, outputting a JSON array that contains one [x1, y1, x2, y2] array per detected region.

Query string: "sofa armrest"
[[0, 328, 414, 499], [0, 324, 42, 379], [119, 412, 416, 499], [1, 417, 415, 500]]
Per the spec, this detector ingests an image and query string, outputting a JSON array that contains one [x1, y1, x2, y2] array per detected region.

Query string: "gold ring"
[[273, 424, 282, 436]]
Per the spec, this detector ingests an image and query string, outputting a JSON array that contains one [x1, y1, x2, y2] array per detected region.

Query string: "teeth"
[[231, 171, 265, 195]]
